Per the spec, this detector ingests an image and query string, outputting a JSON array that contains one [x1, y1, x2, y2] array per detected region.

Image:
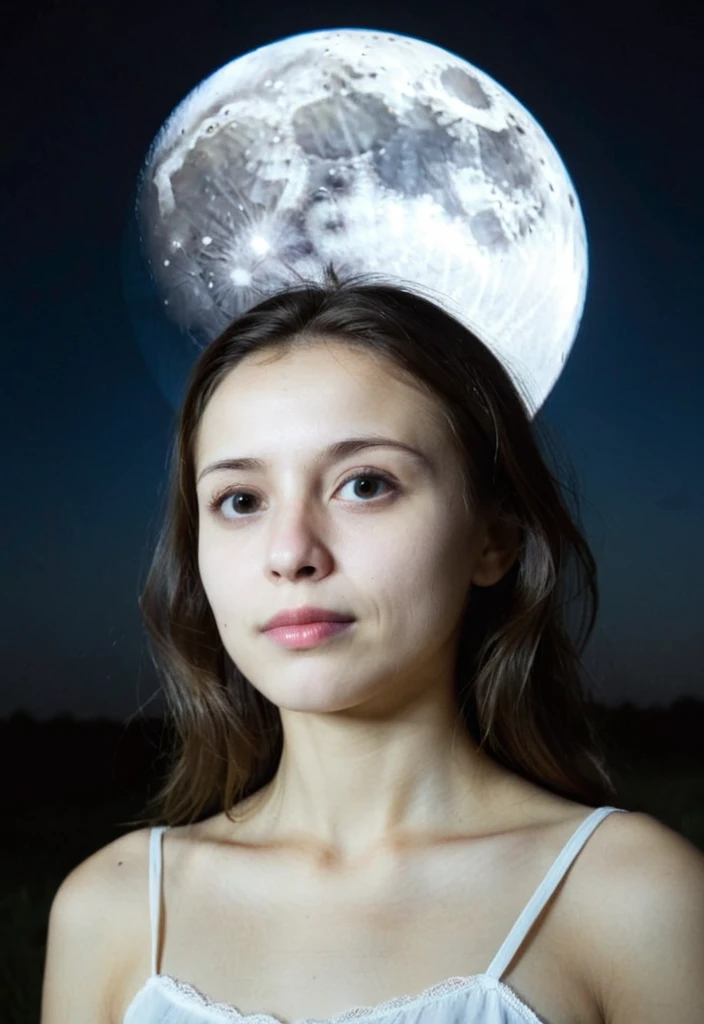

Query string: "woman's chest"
[[115, 828, 604, 1024]]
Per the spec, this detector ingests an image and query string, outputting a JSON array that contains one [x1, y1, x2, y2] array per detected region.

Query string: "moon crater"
[[129, 28, 589, 416]]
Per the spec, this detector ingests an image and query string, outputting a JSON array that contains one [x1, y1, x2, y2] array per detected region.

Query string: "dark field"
[[3, 698, 703, 1024]]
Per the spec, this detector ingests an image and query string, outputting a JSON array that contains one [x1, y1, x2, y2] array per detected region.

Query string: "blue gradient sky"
[[3, 0, 702, 719]]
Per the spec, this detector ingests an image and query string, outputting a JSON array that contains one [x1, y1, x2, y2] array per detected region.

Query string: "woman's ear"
[[470, 516, 521, 588]]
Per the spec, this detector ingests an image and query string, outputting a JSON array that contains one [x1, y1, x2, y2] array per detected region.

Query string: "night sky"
[[3, 0, 702, 720]]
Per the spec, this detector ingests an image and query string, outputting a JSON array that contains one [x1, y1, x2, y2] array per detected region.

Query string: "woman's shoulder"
[[64, 826, 155, 900], [569, 810, 704, 1023], [42, 827, 154, 1024], [494, 794, 704, 1022], [52, 826, 152, 921]]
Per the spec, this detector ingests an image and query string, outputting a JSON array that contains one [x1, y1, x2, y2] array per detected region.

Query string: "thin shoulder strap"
[[148, 826, 169, 977], [484, 806, 629, 981]]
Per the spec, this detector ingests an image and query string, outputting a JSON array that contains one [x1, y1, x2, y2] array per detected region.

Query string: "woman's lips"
[[262, 620, 354, 649]]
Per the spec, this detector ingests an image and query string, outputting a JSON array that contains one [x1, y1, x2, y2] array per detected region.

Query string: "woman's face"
[[193, 338, 498, 716]]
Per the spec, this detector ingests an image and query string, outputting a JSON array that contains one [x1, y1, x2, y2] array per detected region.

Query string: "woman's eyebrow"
[[196, 435, 432, 484]]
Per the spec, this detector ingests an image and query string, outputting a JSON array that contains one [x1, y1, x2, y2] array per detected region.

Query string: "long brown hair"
[[126, 266, 620, 828]]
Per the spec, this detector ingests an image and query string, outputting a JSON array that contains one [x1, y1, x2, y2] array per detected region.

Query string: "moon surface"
[[133, 29, 588, 416]]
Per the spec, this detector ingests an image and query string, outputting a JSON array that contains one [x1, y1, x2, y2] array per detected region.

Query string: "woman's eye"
[[215, 492, 257, 517], [338, 471, 395, 503], [209, 470, 397, 519]]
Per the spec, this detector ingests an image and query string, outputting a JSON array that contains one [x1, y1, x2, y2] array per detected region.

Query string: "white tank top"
[[124, 805, 628, 1023]]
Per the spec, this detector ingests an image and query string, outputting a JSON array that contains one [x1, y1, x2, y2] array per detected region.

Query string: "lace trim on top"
[[148, 971, 544, 1024]]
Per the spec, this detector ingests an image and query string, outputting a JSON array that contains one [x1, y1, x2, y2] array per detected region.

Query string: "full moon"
[[128, 29, 588, 416]]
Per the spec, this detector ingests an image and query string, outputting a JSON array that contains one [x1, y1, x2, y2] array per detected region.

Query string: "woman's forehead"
[[223, 337, 418, 389], [192, 342, 456, 473], [196, 343, 447, 454]]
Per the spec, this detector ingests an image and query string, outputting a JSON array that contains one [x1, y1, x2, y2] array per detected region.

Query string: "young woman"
[[41, 270, 704, 1023]]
